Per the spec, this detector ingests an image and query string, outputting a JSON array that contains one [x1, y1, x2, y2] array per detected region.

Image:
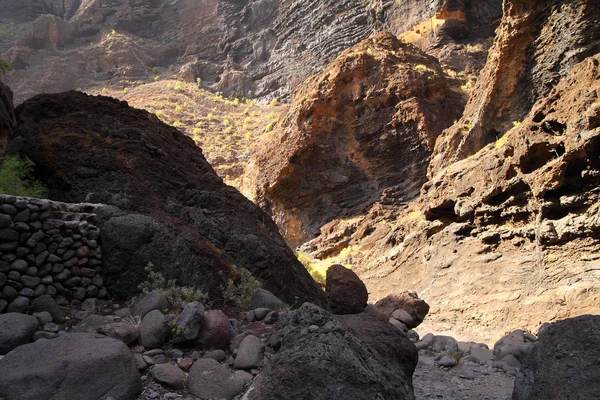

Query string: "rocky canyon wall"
[[299, 0, 600, 342]]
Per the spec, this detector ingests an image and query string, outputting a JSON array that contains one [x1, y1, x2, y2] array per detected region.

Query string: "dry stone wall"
[[0, 194, 106, 313]]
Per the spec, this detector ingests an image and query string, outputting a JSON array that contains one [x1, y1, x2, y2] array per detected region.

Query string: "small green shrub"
[[221, 266, 261, 309], [0, 53, 11, 74], [0, 156, 48, 198], [138, 262, 209, 308], [196, 77, 202, 88]]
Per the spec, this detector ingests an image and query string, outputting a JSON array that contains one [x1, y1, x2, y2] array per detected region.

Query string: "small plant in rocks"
[[221, 266, 261, 309], [138, 262, 209, 308]]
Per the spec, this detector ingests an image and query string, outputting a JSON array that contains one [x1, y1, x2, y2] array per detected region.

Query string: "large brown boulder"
[[8, 91, 326, 307], [375, 292, 430, 329], [326, 264, 368, 315], [242, 31, 462, 245], [0, 79, 15, 155]]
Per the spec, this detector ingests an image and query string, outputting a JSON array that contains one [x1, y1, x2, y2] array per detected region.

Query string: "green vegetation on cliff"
[[0, 156, 47, 198]]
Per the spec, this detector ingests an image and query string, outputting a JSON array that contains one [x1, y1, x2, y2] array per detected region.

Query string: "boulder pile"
[[0, 288, 288, 400]]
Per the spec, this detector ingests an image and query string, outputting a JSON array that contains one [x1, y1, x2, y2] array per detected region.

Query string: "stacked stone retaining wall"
[[0, 194, 106, 313]]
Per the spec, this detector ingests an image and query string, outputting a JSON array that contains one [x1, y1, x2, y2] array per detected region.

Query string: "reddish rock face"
[[326, 264, 368, 315], [430, 0, 600, 175], [242, 31, 463, 245]]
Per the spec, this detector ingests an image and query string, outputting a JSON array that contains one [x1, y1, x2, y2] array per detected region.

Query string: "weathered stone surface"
[[140, 310, 170, 350], [494, 330, 536, 363], [188, 358, 245, 400], [374, 292, 430, 329], [335, 312, 418, 379], [246, 303, 416, 399], [150, 363, 186, 390], [326, 264, 368, 315], [199, 310, 230, 349], [250, 288, 288, 311], [72, 314, 111, 333], [12, 91, 326, 306], [242, 32, 461, 244], [0, 80, 15, 155], [172, 301, 204, 345], [0, 313, 39, 355], [132, 291, 170, 318], [233, 335, 265, 370], [6, 296, 30, 313], [0, 333, 142, 400], [30, 294, 66, 323], [97, 322, 140, 345], [513, 315, 600, 400]]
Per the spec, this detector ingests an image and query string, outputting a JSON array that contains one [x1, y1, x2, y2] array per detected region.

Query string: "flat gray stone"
[[0, 333, 141, 400], [438, 355, 458, 367], [132, 291, 170, 318], [97, 322, 139, 345], [234, 335, 265, 370], [140, 310, 169, 350], [0, 313, 40, 355], [188, 358, 245, 400], [150, 363, 185, 390]]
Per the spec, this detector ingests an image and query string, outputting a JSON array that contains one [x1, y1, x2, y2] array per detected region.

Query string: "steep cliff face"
[[6, 91, 326, 306], [242, 32, 462, 245], [430, 0, 600, 175], [2, 0, 388, 103], [1, 0, 502, 103], [302, 0, 600, 342]]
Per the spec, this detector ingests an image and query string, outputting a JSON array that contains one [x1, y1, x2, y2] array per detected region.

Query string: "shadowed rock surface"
[[512, 315, 600, 400], [0, 333, 142, 400], [244, 303, 417, 400], [7, 91, 326, 306], [0, 80, 15, 154]]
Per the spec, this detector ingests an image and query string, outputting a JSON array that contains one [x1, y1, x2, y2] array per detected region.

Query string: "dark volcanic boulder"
[[326, 264, 368, 314], [512, 315, 600, 400], [0, 333, 142, 400], [10, 91, 326, 306], [245, 303, 417, 400], [0, 79, 15, 155], [335, 312, 418, 379]]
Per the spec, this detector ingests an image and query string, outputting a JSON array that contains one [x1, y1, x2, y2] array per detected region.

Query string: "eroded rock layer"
[[242, 32, 462, 245], [430, 0, 600, 174], [302, 0, 600, 342], [1, 0, 501, 103]]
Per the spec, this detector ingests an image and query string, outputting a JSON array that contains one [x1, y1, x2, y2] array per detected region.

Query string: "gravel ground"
[[414, 353, 514, 400]]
